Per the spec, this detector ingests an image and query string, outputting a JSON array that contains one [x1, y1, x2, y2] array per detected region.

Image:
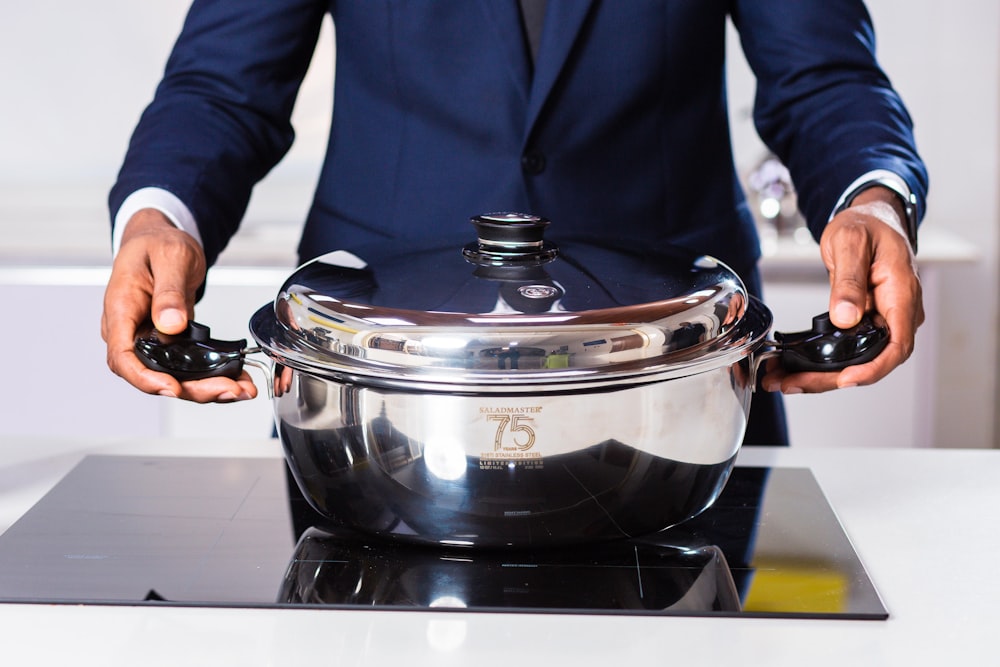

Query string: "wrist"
[[117, 208, 206, 274], [849, 186, 906, 224], [120, 208, 176, 242], [836, 177, 919, 253], [837, 191, 914, 258], [112, 187, 203, 257]]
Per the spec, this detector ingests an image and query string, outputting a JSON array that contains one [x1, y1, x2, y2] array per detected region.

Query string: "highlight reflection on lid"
[[249, 215, 768, 389]]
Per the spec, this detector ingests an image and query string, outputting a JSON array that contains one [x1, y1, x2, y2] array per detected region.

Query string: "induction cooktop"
[[0, 455, 886, 619]]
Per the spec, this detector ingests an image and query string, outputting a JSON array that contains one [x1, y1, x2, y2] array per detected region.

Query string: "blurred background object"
[[745, 154, 811, 254]]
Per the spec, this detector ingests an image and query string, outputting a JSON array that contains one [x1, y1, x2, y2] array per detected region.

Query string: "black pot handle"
[[134, 321, 247, 381], [136, 314, 888, 380], [775, 312, 889, 373]]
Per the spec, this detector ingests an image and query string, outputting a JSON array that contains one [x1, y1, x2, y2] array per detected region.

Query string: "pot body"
[[273, 355, 754, 548]]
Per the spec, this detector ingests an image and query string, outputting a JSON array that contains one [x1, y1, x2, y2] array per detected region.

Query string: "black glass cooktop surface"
[[0, 455, 886, 619]]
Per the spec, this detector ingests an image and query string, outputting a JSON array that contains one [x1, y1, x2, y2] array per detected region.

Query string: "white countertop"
[[0, 223, 977, 291], [0, 180, 978, 273], [0, 437, 995, 666], [757, 224, 978, 278]]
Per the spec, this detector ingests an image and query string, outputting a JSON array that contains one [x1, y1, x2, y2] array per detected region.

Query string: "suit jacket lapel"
[[526, 0, 596, 136], [475, 0, 532, 104], [477, 0, 596, 139]]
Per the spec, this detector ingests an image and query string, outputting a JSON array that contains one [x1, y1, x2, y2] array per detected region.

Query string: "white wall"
[[840, 1, 999, 450], [857, 0, 999, 449], [727, 1, 1000, 449], [1, 2, 997, 448], [0, 1, 333, 264]]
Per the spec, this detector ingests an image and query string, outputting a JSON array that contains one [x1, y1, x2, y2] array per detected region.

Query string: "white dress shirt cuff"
[[830, 169, 919, 252], [112, 187, 203, 256]]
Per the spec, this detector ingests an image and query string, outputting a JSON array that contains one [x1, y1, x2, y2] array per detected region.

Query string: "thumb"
[[150, 263, 196, 335], [828, 256, 869, 329], [822, 222, 874, 330]]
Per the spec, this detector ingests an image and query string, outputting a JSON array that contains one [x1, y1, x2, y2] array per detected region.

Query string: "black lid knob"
[[471, 213, 549, 250], [464, 213, 558, 265]]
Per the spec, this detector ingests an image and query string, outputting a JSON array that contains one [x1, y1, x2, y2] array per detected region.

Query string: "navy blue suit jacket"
[[110, 0, 926, 277], [109, 1, 929, 446]]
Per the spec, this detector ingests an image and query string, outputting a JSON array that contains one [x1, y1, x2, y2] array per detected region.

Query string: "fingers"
[[103, 236, 181, 398], [140, 215, 203, 335], [764, 187, 923, 395], [760, 347, 897, 395], [826, 228, 869, 330], [170, 372, 259, 404], [821, 199, 881, 330], [149, 278, 191, 336], [102, 209, 259, 403]]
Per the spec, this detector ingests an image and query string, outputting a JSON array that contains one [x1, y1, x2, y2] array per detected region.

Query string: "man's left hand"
[[761, 185, 924, 394]]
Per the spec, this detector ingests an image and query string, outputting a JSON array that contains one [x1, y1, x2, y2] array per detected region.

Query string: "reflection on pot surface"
[[280, 526, 742, 613], [276, 358, 751, 548]]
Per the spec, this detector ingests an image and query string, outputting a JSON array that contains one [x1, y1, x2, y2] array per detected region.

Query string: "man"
[[102, 1, 927, 446]]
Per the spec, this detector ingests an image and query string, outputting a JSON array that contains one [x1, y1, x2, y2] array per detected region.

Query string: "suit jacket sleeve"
[[108, 0, 328, 266], [732, 0, 928, 239]]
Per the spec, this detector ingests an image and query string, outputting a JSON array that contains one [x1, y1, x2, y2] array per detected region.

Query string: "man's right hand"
[[101, 209, 258, 403]]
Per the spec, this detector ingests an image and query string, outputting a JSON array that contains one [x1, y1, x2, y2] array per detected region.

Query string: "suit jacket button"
[[521, 150, 547, 174]]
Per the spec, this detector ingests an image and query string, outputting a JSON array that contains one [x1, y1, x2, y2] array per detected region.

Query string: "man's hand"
[[101, 209, 258, 403], [761, 186, 924, 394]]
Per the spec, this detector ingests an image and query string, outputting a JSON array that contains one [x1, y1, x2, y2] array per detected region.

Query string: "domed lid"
[[249, 213, 769, 389]]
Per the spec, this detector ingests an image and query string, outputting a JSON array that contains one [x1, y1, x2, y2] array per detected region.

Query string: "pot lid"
[[249, 213, 767, 387]]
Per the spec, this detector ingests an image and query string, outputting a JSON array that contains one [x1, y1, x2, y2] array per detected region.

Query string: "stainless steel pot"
[[136, 213, 887, 548]]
